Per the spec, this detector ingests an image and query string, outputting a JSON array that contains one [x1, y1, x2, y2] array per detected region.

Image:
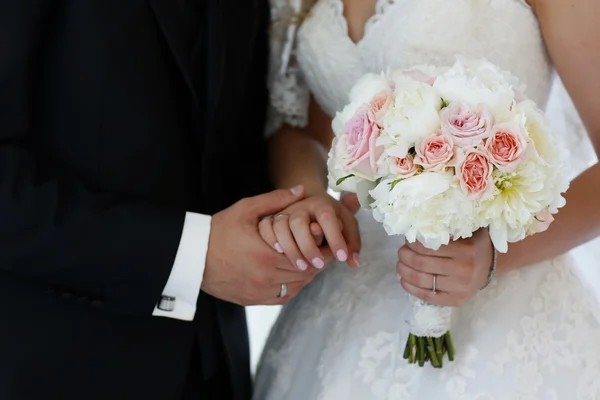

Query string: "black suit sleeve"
[[0, 2, 188, 316]]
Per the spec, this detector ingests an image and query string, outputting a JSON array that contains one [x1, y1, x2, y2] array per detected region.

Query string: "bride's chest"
[[296, 0, 552, 117]]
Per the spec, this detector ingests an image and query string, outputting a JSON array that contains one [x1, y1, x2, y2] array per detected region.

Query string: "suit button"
[[90, 300, 103, 308], [61, 292, 73, 300]]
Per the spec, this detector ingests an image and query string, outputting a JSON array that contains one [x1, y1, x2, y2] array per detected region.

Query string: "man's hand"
[[202, 186, 332, 305]]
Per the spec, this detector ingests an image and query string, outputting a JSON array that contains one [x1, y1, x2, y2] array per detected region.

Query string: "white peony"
[[516, 100, 565, 166], [348, 72, 391, 104], [473, 99, 569, 252], [369, 172, 476, 250], [377, 80, 442, 158], [387, 65, 440, 86], [433, 58, 516, 119], [515, 99, 570, 212]]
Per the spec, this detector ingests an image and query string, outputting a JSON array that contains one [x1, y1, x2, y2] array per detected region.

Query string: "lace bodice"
[[268, 0, 551, 133]]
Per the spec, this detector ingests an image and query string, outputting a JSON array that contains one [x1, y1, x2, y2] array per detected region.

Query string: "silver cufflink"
[[157, 295, 176, 312]]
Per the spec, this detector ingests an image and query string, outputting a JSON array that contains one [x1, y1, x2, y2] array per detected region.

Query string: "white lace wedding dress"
[[254, 0, 600, 399]]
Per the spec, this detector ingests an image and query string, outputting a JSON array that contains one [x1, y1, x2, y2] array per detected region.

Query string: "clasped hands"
[[202, 185, 494, 307], [202, 186, 361, 306]]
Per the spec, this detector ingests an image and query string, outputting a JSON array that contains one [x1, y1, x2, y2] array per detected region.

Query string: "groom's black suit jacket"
[[0, 1, 270, 399]]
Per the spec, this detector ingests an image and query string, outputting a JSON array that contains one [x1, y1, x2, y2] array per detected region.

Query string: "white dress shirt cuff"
[[152, 212, 211, 321]]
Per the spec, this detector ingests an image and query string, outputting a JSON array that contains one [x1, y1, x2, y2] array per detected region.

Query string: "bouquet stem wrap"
[[404, 295, 454, 367]]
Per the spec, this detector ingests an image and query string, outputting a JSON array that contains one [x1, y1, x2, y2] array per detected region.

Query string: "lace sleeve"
[[265, 0, 310, 137]]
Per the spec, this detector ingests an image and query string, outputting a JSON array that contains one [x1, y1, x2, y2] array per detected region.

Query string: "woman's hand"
[[396, 229, 494, 307], [258, 193, 361, 270]]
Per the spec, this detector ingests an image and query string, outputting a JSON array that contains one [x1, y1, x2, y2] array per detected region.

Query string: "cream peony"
[[370, 172, 476, 250], [433, 59, 516, 119], [516, 100, 564, 166], [348, 72, 392, 105], [377, 80, 442, 158], [477, 159, 567, 252]]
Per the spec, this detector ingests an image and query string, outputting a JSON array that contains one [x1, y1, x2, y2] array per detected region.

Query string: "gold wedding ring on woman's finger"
[[432, 274, 437, 295]]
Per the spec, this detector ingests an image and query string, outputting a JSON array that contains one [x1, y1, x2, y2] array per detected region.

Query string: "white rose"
[[433, 59, 516, 118], [370, 172, 476, 250], [377, 80, 442, 158]]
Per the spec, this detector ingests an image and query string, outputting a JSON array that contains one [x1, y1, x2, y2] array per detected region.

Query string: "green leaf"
[[375, 177, 383, 186], [408, 147, 416, 156], [441, 98, 449, 109], [389, 178, 404, 191], [336, 174, 355, 186]]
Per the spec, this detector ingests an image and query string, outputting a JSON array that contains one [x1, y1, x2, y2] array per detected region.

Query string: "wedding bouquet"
[[327, 58, 569, 368]]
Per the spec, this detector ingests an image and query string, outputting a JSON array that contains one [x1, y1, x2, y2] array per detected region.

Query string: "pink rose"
[[458, 150, 493, 200], [485, 122, 528, 172], [526, 209, 555, 236], [369, 92, 393, 127], [441, 102, 493, 147], [390, 154, 419, 178], [343, 105, 383, 178], [414, 133, 455, 172]]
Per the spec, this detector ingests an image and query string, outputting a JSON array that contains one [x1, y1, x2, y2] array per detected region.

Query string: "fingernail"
[[274, 242, 284, 254], [397, 273, 402, 282], [312, 257, 325, 269], [296, 259, 308, 271], [353, 252, 361, 267], [336, 250, 348, 262], [290, 185, 304, 196]]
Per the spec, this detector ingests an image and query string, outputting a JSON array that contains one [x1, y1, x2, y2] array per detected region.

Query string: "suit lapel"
[[147, 0, 200, 107]]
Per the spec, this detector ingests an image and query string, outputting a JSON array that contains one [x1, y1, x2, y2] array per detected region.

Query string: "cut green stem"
[[418, 337, 425, 367], [409, 334, 417, 364], [445, 331, 456, 362], [426, 337, 441, 368]]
